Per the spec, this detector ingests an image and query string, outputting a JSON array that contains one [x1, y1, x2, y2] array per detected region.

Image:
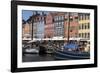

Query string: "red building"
[[64, 13, 79, 39], [44, 12, 79, 39], [45, 13, 54, 38]]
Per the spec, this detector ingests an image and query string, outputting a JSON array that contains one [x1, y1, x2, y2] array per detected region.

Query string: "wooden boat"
[[54, 50, 90, 60]]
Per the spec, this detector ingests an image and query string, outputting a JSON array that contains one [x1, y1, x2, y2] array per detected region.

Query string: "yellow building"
[[78, 13, 90, 52], [78, 13, 90, 39]]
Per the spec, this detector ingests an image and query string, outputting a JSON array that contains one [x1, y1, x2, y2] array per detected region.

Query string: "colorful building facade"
[[22, 22, 31, 39], [22, 12, 90, 41], [53, 12, 65, 37], [45, 13, 54, 38], [33, 15, 45, 38], [64, 13, 79, 39], [78, 13, 90, 39]]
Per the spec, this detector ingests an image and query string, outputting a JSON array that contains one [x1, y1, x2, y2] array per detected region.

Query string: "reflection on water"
[[22, 54, 55, 62]]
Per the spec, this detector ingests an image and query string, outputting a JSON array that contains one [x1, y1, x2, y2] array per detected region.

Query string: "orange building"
[[22, 22, 31, 39]]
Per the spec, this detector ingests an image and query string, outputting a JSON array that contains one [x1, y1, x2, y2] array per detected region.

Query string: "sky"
[[22, 10, 50, 21], [22, 10, 33, 21]]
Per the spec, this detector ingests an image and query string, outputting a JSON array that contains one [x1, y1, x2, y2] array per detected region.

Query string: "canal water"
[[22, 54, 55, 62]]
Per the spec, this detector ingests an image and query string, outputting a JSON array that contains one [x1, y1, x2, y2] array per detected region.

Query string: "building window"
[[79, 15, 80, 20], [87, 14, 90, 20], [86, 33, 88, 38], [84, 14, 86, 20], [55, 16, 58, 21], [82, 24, 84, 29], [81, 33, 82, 38], [75, 17, 78, 22], [82, 33, 84, 38], [55, 16, 56, 21], [54, 17, 56, 21], [81, 33, 83, 38], [79, 25, 81, 29], [85, 24, 87, 29], [55, 23, 57, 27], [58, 22, 60, 26], [88, 33, 90, 38], [58, 16, 60, 20], [83, 24, 85, 29], [80, 33, 82, 38], [65, 18, 68, 22], [62, 16, 64, 20], [81, 15, 83, 20], [60, 16, 62, 20], [79, 15, 82, 20], [62, 22, 64, 25], [58, 22, 60, 27], [85, 33, 87, 38], [88, 23, 90, 29], [84, 33, 86, 38], [70, 18, 73, 22], [85, 14, 87, 20]]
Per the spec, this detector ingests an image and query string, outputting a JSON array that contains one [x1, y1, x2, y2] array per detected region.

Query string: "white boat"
[[24, 48, 39, 54]]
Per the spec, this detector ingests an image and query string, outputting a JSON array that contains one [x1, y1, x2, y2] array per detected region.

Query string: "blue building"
[[33, 15, 45, 39]]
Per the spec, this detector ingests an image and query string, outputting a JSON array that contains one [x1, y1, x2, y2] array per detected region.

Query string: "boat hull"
[[54, 50, 90, 60]]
